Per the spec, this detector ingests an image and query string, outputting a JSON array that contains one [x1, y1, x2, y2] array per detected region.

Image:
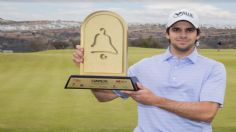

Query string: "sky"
[[1, 0, 236, 26]]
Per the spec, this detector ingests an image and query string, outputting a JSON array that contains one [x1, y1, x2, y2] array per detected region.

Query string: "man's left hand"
[[122, 82, 158, 106]]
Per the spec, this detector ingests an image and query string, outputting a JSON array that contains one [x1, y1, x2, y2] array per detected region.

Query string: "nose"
[[179, 31, 187, 38]]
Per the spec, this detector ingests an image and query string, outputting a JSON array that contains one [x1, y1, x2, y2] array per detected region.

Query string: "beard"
[[171, 43, 195, 52]]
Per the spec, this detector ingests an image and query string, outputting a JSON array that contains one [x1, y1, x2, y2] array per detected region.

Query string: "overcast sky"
[[1, 0, 236, 26]]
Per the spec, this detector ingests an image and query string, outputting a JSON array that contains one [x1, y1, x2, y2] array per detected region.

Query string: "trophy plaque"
[[65, 10, 138, 91]]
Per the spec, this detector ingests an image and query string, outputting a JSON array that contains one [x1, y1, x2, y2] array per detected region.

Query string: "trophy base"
[[65, 75, 139, 91]]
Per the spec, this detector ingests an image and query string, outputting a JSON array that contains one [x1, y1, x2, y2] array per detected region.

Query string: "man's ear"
[[197, 35, 200, 40], [166, 34, 170, 39]]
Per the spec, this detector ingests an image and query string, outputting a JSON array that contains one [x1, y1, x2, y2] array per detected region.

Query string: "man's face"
[[166, 21, 199, 52]]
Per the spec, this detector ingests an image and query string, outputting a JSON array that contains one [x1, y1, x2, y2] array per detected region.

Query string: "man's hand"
[[73, 45, 84, 67], [91, 89, 118, 102], [122, 82, 158, 106]]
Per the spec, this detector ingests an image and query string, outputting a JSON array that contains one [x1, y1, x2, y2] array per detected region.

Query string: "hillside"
[[0, 18, 236, 52]]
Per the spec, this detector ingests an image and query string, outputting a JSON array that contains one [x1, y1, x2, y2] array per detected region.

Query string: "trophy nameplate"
[[65, 75, 138, 91], [65, 10, 138, 91]]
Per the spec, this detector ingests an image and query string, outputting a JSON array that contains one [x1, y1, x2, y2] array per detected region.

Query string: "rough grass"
[[0, 48, 235, 132]]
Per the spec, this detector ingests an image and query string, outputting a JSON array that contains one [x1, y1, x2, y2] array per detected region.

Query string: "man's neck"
[[170, 46, 195, 59]]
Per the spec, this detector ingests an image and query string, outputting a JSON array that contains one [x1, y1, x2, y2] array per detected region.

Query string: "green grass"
[[0, 48, 235, 132]]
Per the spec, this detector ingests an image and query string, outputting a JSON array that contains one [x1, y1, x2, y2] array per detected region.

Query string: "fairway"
[[0, 48, 235, 132]]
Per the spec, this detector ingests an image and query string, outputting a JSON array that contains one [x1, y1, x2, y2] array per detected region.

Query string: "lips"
[[176, 39, 188, 42], [176, 40, 189, 44]]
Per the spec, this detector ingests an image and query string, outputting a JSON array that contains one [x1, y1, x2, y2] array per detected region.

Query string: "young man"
[[73, 9, 226, 132]]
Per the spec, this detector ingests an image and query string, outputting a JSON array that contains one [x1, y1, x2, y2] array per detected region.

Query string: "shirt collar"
[[162, 47, 173, 61], [162, 47, 198, 64], [186, 47, 198, 64]]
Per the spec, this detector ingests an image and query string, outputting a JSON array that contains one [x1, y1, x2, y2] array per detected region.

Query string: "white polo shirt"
[[126, 48, 226, 132]]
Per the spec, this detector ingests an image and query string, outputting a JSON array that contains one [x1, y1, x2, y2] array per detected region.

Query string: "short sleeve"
[[200, 63, 226, 107], [112, 90, 129, 99], [128, 65, 136, 77]]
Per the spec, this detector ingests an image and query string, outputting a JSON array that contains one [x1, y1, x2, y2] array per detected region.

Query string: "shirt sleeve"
[[112, 90, 129, 99], [200, 63, 227, 107], [113, 66, 140, 99], [111, 68, 134, 99]]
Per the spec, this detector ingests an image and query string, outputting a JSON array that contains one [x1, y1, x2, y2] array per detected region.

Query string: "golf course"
[[0, 47, 235, 132]]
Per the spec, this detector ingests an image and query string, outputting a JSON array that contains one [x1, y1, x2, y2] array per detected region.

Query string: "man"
[[73, 9, 226, 132], [217, 41, 222, 51]]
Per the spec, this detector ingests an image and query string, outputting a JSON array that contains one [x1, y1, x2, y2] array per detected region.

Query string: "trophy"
[[65, 10, 138, 91]]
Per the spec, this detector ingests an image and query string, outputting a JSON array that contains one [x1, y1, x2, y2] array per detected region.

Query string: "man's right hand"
[[72, 45, 118, 102], [73, 45, 84, 67]]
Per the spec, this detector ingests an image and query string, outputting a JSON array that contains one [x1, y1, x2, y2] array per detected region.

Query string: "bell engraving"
[[91, 28, 118, 59]]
